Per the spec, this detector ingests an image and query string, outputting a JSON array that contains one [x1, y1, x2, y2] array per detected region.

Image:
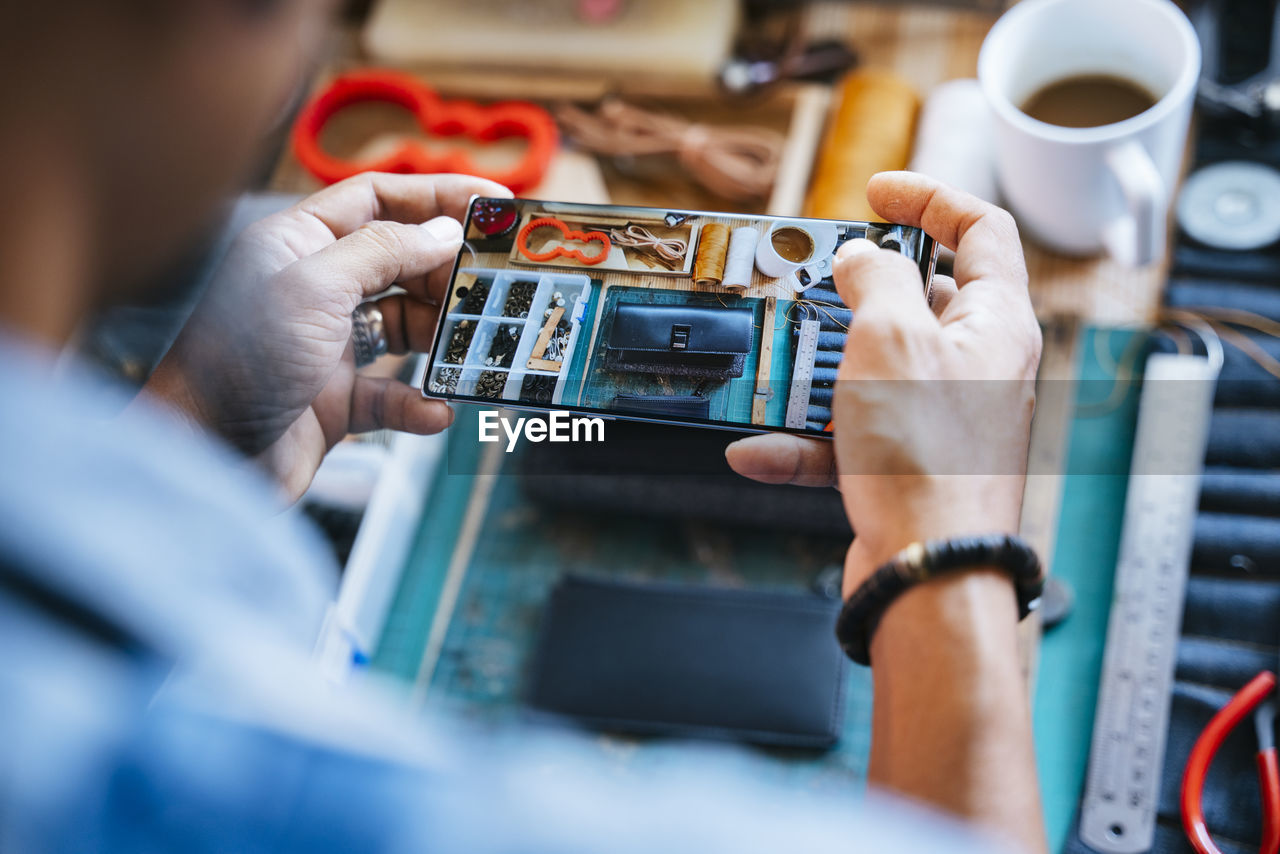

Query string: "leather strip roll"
[[693, 223, 730, 287]]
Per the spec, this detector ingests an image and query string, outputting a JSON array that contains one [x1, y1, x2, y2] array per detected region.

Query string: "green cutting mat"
[[376, 402, 871, 787], [1035, 327, 1144, 850], [375, 326, 1141, 836]]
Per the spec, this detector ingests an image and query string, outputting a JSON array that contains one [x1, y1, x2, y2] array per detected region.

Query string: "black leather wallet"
[[526, 575, 847, 748], [611, 393, 711, 419], [604, 303, 753, 379]]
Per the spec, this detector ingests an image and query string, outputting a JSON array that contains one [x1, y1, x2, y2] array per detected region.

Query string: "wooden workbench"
[[272, 3, 1168, 328], [276, 0, 1162, 707]]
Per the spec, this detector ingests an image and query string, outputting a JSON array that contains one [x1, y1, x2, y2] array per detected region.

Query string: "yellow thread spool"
[[805, 70, 921, 222], [693, 223, 730, 287]]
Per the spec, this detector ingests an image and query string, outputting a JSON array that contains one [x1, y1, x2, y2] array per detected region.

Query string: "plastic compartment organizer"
[[427, 269, 591, 404]]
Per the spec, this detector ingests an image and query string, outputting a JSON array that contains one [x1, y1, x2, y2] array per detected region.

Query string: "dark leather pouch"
[[603, 303, 753, 379], [526, 575, 847, 748], [611, 393, 711, 419]]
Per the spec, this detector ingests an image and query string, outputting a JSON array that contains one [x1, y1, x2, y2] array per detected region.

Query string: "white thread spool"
[[909, 79, 997, 204], [721, 226, 759, 291]]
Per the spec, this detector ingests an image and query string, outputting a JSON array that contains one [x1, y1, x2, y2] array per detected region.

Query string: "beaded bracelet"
[[835, 533, 1045, 666]]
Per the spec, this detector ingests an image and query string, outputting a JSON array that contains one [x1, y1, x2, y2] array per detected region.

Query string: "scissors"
[[1181, 650, 1280, 854]]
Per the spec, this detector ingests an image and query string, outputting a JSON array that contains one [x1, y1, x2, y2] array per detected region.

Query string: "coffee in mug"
[[770, 227, 815, 264], [755, 222, 832, 279], [978, 0, 1200, 266], [1020, 74, 1157, 128]]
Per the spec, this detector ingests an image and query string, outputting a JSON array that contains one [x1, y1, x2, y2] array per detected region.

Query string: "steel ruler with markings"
[[785, 319, 822, 429], [1079, 351, 1220, 853]]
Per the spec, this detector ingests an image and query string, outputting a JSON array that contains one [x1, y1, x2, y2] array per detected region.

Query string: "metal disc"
[[1177, 160, 1280, 251]]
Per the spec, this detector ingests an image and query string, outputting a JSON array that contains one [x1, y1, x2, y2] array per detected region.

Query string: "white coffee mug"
[[754, 221, 838, 279], [978, 0, 1200, 266]]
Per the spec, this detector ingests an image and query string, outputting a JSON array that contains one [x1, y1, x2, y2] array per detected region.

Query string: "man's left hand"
[[146, 172, 510, 500]]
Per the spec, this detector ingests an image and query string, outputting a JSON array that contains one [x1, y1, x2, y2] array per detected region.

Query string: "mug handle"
[[1102, 140, 1166, 267]]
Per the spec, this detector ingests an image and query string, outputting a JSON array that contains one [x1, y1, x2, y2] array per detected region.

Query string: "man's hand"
[[726, 171, 1042, 595], [145, 172, 511, 500], [727, 172, 1047, 853]]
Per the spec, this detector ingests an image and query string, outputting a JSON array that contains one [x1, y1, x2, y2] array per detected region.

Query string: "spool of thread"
[[721, 227, 759, 291], [909, 79, 997, 204], [811, 366, 839, 386], [693, 223, 730, 287], [815, 331, 847, 351], [809, 386, 835, 406], [807, 404, 832, 425], [805, 70, 920, 222], [813, 349, 842, 368], [803, 286, 844, 306], [818, 310, 853, 332]]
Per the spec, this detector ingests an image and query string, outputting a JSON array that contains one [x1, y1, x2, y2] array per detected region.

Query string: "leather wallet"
[[604, 303, 753, 379], [611, 393, 711, 419], [526, 575, 847, 748]]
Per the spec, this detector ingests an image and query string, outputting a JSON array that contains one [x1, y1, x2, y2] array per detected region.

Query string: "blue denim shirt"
[[0, 334, 999, 854]]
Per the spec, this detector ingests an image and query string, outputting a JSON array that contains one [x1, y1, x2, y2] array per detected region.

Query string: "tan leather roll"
[[805, 70, 921, 222], [693, 223, 730, 286]]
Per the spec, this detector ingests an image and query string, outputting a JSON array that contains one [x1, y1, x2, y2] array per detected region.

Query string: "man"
[[0, 1, 1045, 852]]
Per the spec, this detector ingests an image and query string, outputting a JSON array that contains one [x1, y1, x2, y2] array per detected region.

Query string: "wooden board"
[[362, 0, 739, 98], [527, 305, 566, 369], [753, 296, 778, 425]]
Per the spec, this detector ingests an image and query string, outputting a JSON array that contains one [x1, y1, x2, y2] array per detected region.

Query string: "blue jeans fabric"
[[1064, 101, 1280, 853], [1200, 469, 1280, 518]]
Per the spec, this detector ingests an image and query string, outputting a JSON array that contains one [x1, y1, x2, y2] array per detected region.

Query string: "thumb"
[[279, 215, 463, 314], [832, 238, 932, 320], [725, 433, 837, 487]]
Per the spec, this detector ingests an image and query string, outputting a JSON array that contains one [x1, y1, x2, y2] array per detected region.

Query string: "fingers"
[[865, 171, 1026, 289], [831, 238, 934, 324], [373, 292, 440, 355], [281, 217, 463, 311], [724, 433, 837, 487], [289, 172, 511, 240], [349, 376, 455, 435], [927, 274, 958, 317]]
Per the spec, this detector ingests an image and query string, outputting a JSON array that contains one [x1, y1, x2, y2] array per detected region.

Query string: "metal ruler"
[[1079, 352, 1220, 853], [785, 319, 821, 429]]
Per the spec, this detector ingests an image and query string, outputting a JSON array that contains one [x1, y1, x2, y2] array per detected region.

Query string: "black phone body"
[[422, 197, 937, 437]]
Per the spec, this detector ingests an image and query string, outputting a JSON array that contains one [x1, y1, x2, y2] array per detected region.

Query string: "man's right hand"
[[726, 171, 1042, 597], [728, 172, 1047, 853]]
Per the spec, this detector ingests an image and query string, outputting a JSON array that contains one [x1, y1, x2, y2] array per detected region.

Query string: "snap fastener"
[[670, 324, 691, 350]]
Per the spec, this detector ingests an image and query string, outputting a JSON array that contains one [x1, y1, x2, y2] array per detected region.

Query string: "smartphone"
[[422, 197, 938, 436]]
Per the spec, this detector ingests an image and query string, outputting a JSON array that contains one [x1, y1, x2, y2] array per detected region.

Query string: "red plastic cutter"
[[292, 69, 558, 193]]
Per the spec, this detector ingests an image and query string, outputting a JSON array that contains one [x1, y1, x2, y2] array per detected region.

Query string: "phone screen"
[[423, 197, 937, 436]]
